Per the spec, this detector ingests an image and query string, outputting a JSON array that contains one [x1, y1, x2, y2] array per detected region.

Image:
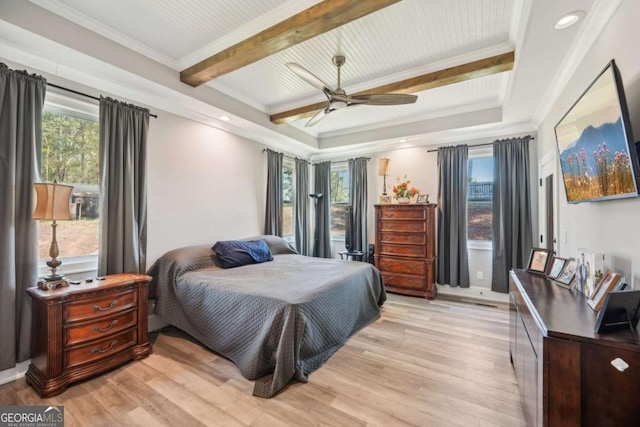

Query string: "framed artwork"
[[416, 194, 429, 204], [547, 257, 567, 280], [576, 249, 604, 297], [526, 248, 552, 275], [555, 258, 577, 288], [587, 271, 621, 312], [379, 195, 392, 204]]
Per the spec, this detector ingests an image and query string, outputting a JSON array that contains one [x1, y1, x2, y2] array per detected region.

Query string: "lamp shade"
[[32, 182, 73, 220], [378, 158, 390, 176]]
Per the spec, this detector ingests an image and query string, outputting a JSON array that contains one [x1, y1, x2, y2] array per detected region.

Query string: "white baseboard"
[[436, 284, 509, 304], [0, 360, 29, 386]]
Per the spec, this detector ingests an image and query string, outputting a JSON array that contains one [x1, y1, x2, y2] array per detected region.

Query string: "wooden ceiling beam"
[[180, 0, 402, 87], [270, 51, 515, 124]]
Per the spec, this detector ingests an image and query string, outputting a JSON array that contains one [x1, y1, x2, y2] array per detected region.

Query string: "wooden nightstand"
[[25, 273, 152, 397]]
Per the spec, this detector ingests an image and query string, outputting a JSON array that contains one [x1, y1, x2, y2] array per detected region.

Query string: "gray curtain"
[[0, 64, 46, 370], [492, 137, 533, 293], [437, 145, 470, 287], [98, 96, 149, 275], [294, 158, 309, 255], [348, 157, 368, 255], [313, 161, 332, 258], [264, 149, 283, 236]]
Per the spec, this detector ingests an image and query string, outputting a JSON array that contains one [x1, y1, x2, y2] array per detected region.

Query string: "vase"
[[397, 197, 411, 204]]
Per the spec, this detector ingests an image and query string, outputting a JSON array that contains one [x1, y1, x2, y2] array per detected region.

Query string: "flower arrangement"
[[392, 176, 419, 199]]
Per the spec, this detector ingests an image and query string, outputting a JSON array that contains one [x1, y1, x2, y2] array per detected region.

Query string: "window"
[[39, 99, 100, 260], [282, 158, 294, 238], [467, 152, 493, 241], [330, 164, 350, 238]]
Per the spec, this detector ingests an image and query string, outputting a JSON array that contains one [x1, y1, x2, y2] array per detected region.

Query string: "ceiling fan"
[[286, 55, 418, 127]]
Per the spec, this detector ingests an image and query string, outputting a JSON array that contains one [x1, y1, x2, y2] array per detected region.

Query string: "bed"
[[147, 235, 386, 398]]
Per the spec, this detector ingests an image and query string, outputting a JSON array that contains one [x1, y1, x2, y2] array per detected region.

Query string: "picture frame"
[[547, 257, 568, 280], [554, 60, 640, 204], [379, 194, 392, 204], [594, 290, 640, 333], [526, 248, 552, 275], [554, 258, 577, 288], [587, 270, 621, 312], [576, 249, 604, 297], [416, 194, 429, 204]]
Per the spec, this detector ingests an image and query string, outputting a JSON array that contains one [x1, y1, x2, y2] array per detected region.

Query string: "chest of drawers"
[[25, 273, 152, 397], [374, 204, 437, 299]]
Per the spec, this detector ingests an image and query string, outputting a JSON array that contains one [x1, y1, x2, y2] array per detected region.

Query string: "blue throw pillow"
[[212, 239, 273, 269]]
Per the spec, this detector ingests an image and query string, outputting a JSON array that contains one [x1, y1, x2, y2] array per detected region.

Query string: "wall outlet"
[[477, 271, 484, 280]]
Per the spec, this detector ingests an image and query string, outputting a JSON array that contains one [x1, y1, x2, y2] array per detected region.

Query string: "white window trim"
[[468, 145, 493, 246], [39, 92, 100, 272]]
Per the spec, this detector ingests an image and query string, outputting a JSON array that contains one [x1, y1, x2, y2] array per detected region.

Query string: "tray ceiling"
[[21, 0, 602, 153]]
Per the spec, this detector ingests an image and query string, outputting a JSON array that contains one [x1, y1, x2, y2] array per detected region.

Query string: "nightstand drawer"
[[65, 309, 137, 346], [64, 289, 137, 323], [65, 327, 137, 369]]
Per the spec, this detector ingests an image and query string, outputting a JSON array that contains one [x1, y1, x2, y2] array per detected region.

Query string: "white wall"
[[146, 111, 268, 266], [537, 0, 640, 289]]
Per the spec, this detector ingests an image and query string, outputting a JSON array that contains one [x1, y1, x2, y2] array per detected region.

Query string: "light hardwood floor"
[[0, 294, 526, 426]]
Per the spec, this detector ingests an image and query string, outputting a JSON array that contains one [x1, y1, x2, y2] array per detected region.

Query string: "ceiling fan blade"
[[349, 93, 418, 105], [286, 63, 333, 92], [305, 106, 330, 127]]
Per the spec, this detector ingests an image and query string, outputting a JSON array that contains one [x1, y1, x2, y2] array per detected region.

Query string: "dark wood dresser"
[[374, 203, 437, 299], [26, 273, 152, 397], [510, 269, 640, 426]]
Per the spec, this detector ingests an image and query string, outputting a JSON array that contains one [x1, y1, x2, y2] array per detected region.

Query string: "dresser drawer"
[[378, 231, 426, 245], [379, 243, 426, 258], [380, 208, 426, 220], [379, 220, 426, 233], [379, 256, 425, 275], [381, 272, 426, 292], [64, 309, 137, 347], [64, 289, 137, 323], [65, 327, 137, 369]]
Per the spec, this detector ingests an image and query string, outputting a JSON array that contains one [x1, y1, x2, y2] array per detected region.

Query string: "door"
[[539, 153, 558, 253]]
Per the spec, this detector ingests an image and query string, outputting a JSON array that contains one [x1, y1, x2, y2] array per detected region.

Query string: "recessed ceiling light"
[[399, 139, 408, 143], [553, 11, 584, 30], [219, 115, 231, 121]]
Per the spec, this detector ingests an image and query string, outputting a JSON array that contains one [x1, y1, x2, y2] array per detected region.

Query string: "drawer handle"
[[93, 300, 118, 312], [91, 340, 118, 354], [92, 320, 118, 333]]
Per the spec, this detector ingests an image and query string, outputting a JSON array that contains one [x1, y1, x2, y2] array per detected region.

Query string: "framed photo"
[[575, 249, 604, 297], [547, 257, 567, 280], [555, 258, 577, 288], [416, 194, 429, 204], [526, 248, 552, 275], [587, 270, 621, 312], [379, 194, 392, 204]]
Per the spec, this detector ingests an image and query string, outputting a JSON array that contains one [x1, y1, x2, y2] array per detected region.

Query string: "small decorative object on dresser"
[[554, 257, 577, 288], [374, 203, 437, 299], [587, 270, 621, 311], [25, 273, 152, 397], [379, 194, 392, 204], [392, 176, 419, 204], [416, 194, 429, 204], [547, 256, 568, 280], [526, 247, 552, 274], [576, 248, 604, 297]]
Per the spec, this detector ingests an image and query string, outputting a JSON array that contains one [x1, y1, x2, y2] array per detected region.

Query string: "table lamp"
[[378, 158, 390, 195]]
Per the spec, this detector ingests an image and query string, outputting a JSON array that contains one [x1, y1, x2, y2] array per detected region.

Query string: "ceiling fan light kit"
[[287, 55, 418, 127]]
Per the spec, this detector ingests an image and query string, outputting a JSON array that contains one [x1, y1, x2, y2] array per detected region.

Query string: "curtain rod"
[[312, 157, 370, 166], [426, 135, 534, 153], [47, 82, 158, 118], [261, 149, 309, 163]]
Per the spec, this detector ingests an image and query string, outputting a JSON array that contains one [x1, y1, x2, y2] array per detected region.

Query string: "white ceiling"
[[1, 0, 617, 156]]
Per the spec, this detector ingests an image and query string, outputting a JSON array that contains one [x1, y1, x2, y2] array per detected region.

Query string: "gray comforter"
[[147, 237, 386, 398]]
